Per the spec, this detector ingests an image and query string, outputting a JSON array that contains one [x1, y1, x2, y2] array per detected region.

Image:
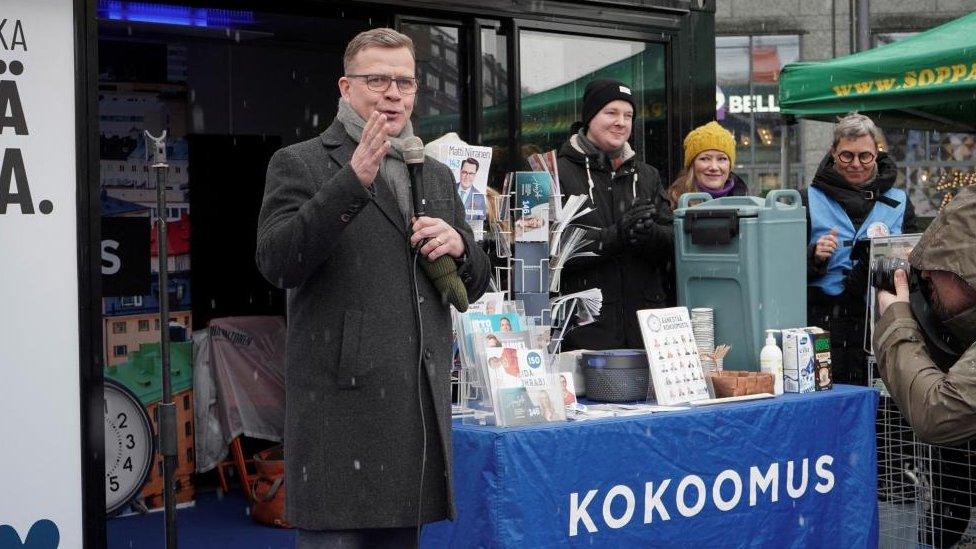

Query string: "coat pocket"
[[642, 277, 668, 307], [334, 309, 373, 389]]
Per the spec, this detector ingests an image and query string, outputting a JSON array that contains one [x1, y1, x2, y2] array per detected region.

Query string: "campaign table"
[[423, 385, 878, 548]]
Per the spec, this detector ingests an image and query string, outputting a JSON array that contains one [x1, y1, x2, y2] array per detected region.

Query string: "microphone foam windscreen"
[[420, 255, 469, 312], [402, 136, 426, 165]]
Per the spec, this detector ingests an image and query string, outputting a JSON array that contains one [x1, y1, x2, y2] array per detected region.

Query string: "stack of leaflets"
[[513, 172, 552, 242], [637, 307, 711, 406], [485, 347, 562, 426], [526, 149, 560, 201], [549, 194, 597, 293], [550, 289, 603, 328], [454, 302, 565, 426], [548, 289, 602, 354]]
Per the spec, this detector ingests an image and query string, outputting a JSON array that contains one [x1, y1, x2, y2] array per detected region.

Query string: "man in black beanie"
[[581, 78, 637, 131], [556, 77, 674, 350]]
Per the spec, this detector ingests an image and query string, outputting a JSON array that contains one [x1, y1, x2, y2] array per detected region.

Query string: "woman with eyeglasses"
[[800, 112, 917, 386]]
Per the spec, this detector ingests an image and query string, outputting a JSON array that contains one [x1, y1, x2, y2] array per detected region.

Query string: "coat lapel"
[[320, 122, 408, 236]]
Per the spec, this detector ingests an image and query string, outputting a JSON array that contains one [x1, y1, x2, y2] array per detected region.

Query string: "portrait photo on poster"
[[439, 143, 492, 222]]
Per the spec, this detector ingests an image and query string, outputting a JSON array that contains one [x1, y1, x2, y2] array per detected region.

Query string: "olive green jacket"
[[873, 186, 976, 445]]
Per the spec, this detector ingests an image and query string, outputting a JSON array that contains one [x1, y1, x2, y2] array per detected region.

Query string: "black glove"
[[619, 200, 662, 246], [842, 239, 871, 300], [590, 200, 664, 255]]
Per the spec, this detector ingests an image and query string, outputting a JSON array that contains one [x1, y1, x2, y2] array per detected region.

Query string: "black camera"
[[871, 256, 911, 293]]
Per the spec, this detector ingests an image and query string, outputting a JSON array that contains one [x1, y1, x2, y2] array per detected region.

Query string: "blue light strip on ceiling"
[[98, 1, 255, 28]]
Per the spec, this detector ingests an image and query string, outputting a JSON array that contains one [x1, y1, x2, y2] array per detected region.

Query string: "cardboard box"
[[812, 332, 833, 391], [783, 327, 832, 393]]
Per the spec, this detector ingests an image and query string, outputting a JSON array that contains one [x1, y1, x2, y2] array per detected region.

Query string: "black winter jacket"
[[556, 135, 674, 350]]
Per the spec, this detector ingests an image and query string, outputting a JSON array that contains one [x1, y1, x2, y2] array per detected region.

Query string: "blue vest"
[[808, 185, 907, 296]]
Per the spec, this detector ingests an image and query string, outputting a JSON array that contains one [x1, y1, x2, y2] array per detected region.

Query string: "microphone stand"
[[145, 130, 178, 549]]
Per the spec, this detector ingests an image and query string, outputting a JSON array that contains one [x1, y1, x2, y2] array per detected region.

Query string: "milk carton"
[[782, 327, 830, 393]]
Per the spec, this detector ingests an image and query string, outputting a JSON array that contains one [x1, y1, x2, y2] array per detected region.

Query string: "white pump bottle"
[[760, 329, 784, 396]]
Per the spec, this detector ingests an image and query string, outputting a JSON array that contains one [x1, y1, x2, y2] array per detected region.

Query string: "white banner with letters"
[[0, 1, 83, 545]]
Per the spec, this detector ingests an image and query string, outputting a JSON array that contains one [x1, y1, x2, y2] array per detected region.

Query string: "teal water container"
[[672, 190, 806, 371]]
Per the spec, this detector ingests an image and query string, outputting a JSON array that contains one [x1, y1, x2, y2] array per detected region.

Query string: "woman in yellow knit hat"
[[667, 121, 749, 208]]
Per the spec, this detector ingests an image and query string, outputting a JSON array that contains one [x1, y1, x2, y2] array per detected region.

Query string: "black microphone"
[[403, 136, 469, 312]]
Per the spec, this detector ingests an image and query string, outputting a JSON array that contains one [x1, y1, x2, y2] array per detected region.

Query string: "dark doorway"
[[188, 134, 284, 329]]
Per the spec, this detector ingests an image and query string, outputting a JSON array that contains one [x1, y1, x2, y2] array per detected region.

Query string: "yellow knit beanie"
[[683, 121, 736, 169]]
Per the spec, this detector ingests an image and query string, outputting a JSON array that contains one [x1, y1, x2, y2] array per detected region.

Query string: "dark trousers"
[[807, 300, 869, 386], [296, 527, 419, 549]]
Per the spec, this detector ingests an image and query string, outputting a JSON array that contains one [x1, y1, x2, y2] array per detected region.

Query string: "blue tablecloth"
[[423, 385, 878, 548]]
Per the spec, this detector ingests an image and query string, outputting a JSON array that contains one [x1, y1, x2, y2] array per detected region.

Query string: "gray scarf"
[[574, 128, 632, 168], [336, 99, 415, 223]]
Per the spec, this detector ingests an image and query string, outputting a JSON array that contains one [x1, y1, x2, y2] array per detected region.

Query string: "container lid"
[[674, 195, 763, 218], [582, 349, 649, 370]]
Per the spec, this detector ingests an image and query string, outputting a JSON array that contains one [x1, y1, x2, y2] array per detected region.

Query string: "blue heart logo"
[[0, 520, 60, 549]]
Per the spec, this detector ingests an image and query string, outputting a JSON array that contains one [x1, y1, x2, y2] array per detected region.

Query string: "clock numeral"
[[123, 456, 133, 471], [117, 412, 128, 429], [125, 434, 135, 450], [109, 475, 120, 492]]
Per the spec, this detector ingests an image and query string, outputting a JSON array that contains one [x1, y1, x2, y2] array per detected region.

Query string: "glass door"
[[517, 30, 668, 173], [399, 20, 466, 143]]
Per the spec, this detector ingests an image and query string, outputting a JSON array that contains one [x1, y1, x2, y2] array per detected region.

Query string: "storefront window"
[[481, 26, 510, 188], [402, 23, 463, 143], [518, 31, 668, 174], [716, 34, 801, 192]]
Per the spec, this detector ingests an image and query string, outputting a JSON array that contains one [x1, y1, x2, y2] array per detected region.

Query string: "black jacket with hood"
[[555, 134, 674, 351]]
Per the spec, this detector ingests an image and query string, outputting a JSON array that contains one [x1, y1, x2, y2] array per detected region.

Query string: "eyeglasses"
[[460, 170, 477, 177], [836, 150, 876, 165], [346, 74, 418, 94]]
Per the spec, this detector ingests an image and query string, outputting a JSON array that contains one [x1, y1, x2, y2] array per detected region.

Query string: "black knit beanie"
[[581, 78, 636, 129]]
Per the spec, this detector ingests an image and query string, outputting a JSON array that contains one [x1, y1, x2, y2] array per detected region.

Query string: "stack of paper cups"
[[691, 308, 716, 372]]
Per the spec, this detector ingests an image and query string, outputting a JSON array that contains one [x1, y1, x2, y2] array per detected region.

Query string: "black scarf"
[[811, 152, 898, 226]]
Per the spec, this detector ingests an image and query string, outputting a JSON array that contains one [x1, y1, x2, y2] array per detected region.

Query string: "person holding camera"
[[874, 187, 976, 547], [555, 78, 673, 351], [801, 113, 917, 386]]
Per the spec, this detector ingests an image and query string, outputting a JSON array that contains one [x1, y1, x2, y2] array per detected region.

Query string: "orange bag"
[[250, 444, 292, 528]]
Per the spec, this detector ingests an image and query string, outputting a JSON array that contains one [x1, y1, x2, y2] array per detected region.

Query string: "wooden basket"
[[708, 371, 774, 398]]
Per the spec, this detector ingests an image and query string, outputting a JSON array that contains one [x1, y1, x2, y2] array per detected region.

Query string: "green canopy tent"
[[778, 11, 976, 132]]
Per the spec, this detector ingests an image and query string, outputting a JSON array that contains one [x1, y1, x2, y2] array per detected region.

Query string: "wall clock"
[[104, 378, 155, 514]]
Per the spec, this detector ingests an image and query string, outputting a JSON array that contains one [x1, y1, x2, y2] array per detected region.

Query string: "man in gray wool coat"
[[255, 27, 490, 548]]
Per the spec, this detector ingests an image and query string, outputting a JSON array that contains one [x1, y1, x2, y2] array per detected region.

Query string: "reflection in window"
[[480, 27, 510, 189], [716, 34, 801, 192], [518, 31, 667, 176], [402, 23, 463, 143]]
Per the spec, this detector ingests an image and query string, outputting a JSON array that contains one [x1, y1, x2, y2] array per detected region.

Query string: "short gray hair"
[[343, 28, 415, 73], [832, 112, 885, 149]]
